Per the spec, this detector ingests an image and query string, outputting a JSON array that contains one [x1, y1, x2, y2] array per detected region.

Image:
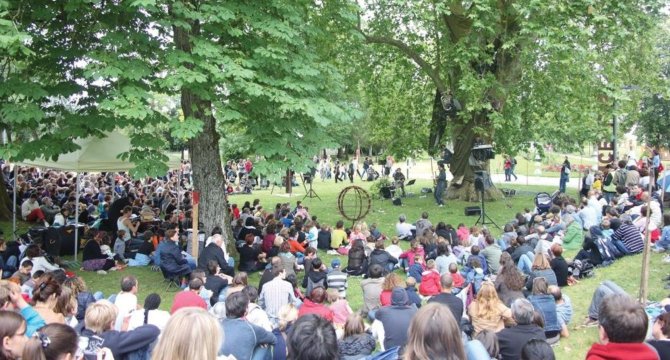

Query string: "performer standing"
[[435, 163, 447, 207]]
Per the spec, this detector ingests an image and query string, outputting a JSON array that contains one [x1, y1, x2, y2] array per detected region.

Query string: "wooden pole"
[[638, 167, 654, 304], [191, 191, 200, 259]]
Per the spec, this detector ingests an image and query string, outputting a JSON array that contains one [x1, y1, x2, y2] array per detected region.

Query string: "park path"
[[380, 159, 579, 189]]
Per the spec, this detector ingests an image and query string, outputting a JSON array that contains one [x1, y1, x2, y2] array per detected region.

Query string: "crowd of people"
[[0, 152, 668, 360]]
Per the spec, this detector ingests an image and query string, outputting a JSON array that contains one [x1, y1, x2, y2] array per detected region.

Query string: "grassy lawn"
[[3, 178, 666, 359]]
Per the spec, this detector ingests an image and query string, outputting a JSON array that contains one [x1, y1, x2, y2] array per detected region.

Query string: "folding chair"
[[160, 266, 181, 291]]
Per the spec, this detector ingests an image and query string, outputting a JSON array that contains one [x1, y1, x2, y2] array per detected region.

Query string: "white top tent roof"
[[16, 131, 181, 172]]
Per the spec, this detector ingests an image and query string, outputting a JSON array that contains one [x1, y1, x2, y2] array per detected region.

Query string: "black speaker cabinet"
[[464, 206, 481, 216]]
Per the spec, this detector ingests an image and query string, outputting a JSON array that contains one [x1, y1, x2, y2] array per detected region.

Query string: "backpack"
[[613, 169, 627, 186], [306, 275, 326, 296], [594, 237, 616, 265], [569, 259, 595, 279]]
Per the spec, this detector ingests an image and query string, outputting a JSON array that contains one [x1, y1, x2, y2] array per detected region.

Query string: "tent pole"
[[12, 165, 17, 241], [75, 172, 80, 260]]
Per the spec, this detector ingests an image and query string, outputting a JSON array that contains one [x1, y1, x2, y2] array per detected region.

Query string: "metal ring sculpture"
[[337, 186, 371, 223]]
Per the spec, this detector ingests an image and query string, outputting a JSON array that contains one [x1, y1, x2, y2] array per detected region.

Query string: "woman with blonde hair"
[[272, 303, 299, 360], [525, 253, 557, 291], [403, 303, 466, 360], [152, 307, 234, 360], [467, 281, 515, 334]]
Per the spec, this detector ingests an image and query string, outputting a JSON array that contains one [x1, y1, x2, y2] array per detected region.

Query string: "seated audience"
[[468, 281, 515, 334], [220, 292, 276, 360], [497, 298, 547, 360]]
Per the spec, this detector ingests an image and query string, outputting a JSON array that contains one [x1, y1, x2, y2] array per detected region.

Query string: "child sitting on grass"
[[327, 288, 352, 330], [399, 240, 425, 272], [408, 254, 425, 282], [405, 277, 422, 308], [449, 263, 465, 290], [386, 236, 403, 263], [418, 259, 441, 296]]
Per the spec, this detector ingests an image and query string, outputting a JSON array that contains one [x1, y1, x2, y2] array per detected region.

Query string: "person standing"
[[510, 156, 518, 181], [435, 163, 447, 207], [559, 156, 571, 194], [504, 156, 512, 182]]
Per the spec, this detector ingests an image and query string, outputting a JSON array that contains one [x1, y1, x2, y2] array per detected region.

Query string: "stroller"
[[534, 192, 554, 215]]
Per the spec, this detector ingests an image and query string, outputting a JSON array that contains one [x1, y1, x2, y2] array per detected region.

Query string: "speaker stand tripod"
[[474, 190, 499, 229], [303, 178, 321, 201]]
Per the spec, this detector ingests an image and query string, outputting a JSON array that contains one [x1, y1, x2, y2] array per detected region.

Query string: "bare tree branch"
[[357, 13, 448, 93]]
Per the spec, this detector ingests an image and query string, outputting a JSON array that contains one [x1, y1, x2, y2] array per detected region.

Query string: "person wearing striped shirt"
[[258, 267, 297, 327], [327, 259, 348, 298], [613, 214, 644, 254]]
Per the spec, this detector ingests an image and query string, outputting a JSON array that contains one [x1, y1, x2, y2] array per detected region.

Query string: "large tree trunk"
[[444, 113, 501, 202], [173, 10, 235, 256], [0, 184, 13, 221]]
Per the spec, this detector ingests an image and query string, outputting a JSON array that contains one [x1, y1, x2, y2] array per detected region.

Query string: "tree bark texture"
[[172, 9, 235, 256], [0, 184, 14, 221]]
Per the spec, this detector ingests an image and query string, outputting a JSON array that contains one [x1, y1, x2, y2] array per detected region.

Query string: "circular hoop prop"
[[337, 186, 371, 223]]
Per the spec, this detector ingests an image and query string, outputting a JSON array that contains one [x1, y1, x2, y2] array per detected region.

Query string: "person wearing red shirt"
[[297, 287, 334, 322], [586, 293, 660, 360], [419, 260, 441, 296], [170, 278, 207, 314]]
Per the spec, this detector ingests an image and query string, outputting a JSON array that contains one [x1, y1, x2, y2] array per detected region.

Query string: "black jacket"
[[497, 324, 546, 360], [80, 325, 159, 360], [550, 256, 570, 287], [368, 249, 397, 271], [198, 242, 234, 276], [346, 247, 367, 276], [159, 240, 189, 275]]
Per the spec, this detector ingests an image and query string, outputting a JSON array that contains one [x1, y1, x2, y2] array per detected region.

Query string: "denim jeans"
[[588, 280, 626, 320], [517, 252, 534, 275], [465, 340, 492, 360]]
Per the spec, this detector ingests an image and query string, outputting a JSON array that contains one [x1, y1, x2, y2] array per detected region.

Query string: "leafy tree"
[[0, 1, 354, 247], [636, 24, 670, 149], [355, 0, 664, 200]]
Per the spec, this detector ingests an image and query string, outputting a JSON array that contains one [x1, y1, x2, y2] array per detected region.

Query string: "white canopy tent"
[[13, 131, 182, 258]]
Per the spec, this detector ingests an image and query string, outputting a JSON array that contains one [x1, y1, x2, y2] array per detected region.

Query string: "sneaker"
[[653, 247, 666, 253], [438, 204, 444, 207], [663, 255, 670, 264], [327, 250, 338, 255], [96, 270, 107, 275], [581, 318, 599, 328]]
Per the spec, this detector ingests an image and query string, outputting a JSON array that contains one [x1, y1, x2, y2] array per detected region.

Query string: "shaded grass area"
[[3, 180, 666, 359]]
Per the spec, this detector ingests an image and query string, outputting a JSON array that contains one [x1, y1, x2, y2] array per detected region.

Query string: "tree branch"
[[357, 14, 447, 94]]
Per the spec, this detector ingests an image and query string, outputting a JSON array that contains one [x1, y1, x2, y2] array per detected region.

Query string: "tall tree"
[[356, 0, 664, 200], [1, 1, 353, 248]]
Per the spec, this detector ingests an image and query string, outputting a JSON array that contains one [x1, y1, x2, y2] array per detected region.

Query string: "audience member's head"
[[343, 312, 366, 339], [520, 339, 555, 360], [85, 300, 118, 334], [120, 275, 138, 294], [511, 298, 535, 325], [287, 314, 338, 360], [152, 308, 222, 360], [653, 312, 670, 340], [475, 329, 500, 359], [0, 310, 27, 360], [598, 294, 648, 344], [225, 292, 249, 319], [22, 323, 78, 360], [368, 264, 383, 279], [403, 303, 465, 360], [440, 273, 454, 291]]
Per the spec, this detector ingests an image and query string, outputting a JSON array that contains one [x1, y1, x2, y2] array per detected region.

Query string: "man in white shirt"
[[395, 214, 415, 240], [114, 275, 139, 330], [21, 194, 48, 226]]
